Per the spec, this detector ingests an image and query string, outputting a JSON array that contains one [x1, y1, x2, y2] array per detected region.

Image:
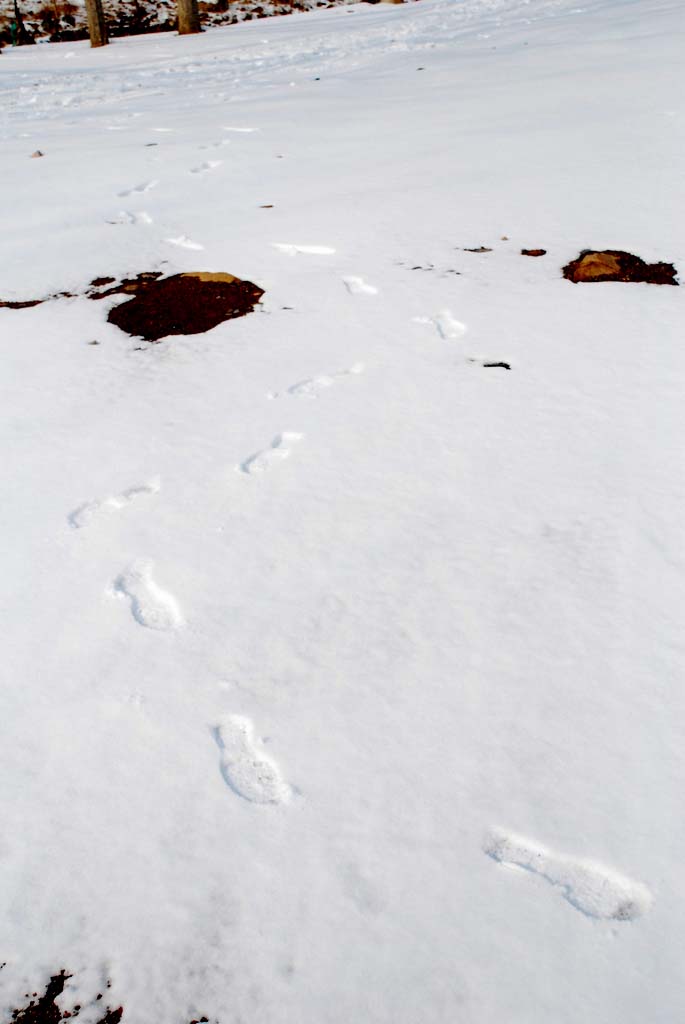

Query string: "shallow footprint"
[[164, 234, 204, 250], [239, 432, 304, 474], [113, 560, 183, 631], [484, 828, 652, 920], [117, 179, 158, 197], [270, 362, 364, 399], [190, 160, 223, 174], [272, 243, 336, 256], [343, 275, 378, 295], [215, 715, 290, 804], [414, 309, 466, 339], [69, 477, 160, 529]]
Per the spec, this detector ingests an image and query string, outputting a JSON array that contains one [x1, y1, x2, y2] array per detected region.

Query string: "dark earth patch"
[[1, 271, 264, 341], [521, 249, 546, 257], [483, 361, 511, 370], [563, 250, 678, 285], [9, 970, 122, 1024], [106, 272, 264, 341]]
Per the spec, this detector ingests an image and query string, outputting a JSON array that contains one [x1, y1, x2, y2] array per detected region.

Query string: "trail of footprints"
[[72, 185, 653, 918]]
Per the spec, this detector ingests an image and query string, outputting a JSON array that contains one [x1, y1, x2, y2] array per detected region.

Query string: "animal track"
[[343, 276, 378, 295], [112, 560, 183, 631], [215, 715, 290, 804], [190, 160, 222, 174], [117, 179, 158, 197], [272, 243, 336, 256], [269, 362, 364, 399], [484, 828, 652, 921], [69, 478, 160, 528], [164, 235, 204, 250], [239, 432, 304, 474], [414, 309, 467, 339]]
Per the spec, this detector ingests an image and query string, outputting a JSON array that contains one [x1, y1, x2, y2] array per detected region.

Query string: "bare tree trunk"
[[85, 0, 108, 47], [177, 0, 201, 35], [13, 0, 35, 44]]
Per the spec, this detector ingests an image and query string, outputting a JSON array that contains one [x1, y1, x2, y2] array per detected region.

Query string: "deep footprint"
[[215, 715, 290, 804], [270, 362, 364, 399], [113, 560, 183, 631], [484, 828, 652, 920]]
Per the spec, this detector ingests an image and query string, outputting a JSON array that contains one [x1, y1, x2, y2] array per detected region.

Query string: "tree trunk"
[[177, 0, 201, 35], [85, 0, 108, 47], [13, 0, 35, 44]]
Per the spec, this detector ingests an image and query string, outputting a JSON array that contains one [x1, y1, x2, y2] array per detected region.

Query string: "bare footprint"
[[484, 828, 652, 921], [272, 243, 336, 256], [239, 432, 304, 474], [112, 560, 183, 631], [117, 179, 158, 198], [269, 362, 364, 399], [413, 309, 467, 339], [343, 276, 378, 295], [69, 478, 160, 529], [215, 715, 290, 804], [164, 235, 204, 250]]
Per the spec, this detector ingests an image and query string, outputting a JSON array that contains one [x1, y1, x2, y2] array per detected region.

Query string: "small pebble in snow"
[[30, 150, 44, 158]]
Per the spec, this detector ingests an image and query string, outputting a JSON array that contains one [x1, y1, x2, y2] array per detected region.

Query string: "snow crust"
[[1, 0, 684, 1021]]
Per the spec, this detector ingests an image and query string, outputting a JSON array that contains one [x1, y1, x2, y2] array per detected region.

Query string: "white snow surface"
[[1, 0, 684, 1021]]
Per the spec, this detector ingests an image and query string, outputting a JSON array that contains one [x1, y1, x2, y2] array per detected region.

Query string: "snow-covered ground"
[[1, 0, 684, 1020]]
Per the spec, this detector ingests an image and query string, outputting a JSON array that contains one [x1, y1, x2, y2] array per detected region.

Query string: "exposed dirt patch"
[[106, 272, 265, 341], [0, 298, 43, 310], [563, 250, 678, 285], [1, 271, 265, 341], [521, 248, 546, 257], [9, 970, 122, 1024]]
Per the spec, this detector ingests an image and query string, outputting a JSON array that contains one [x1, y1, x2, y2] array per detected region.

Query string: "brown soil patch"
[[521, 249, 546, 257], [563, 250, 678, 285], [106, 272, 264, 341], [1, 271, 264, 342], [0, 299, 43, 309], [10, 970, 122, 1024]]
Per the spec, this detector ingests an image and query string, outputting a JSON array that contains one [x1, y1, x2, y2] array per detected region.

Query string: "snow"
[[1, 0, 684, 1021]]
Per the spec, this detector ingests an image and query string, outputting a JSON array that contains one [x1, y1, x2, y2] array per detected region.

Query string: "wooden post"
[[177, 0, 201, 35], [85, 0, 108, 47]]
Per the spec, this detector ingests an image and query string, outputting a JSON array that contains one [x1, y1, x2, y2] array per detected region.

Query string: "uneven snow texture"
[[0, 0, 683, 1022]]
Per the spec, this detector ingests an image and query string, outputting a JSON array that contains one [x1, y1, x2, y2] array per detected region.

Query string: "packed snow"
[[1, 0, 684, 1021]]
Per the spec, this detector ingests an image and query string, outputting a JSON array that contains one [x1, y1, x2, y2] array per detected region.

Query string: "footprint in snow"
[[69, 477, 160, 529], [413, 309, 466, 339], [112, 560, 183, 631], [484, 828, 652, 920], [343, 276, 378, 295], [164, 235, 204, 251], [117, 179, 158, 198], [107, 210, 153, 226], [272, 243, 336, 256], [215, 715, 290, 805], [239, 432, 304, 474], [190, 160, 223, 174], [269, 362, 364, 399]]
